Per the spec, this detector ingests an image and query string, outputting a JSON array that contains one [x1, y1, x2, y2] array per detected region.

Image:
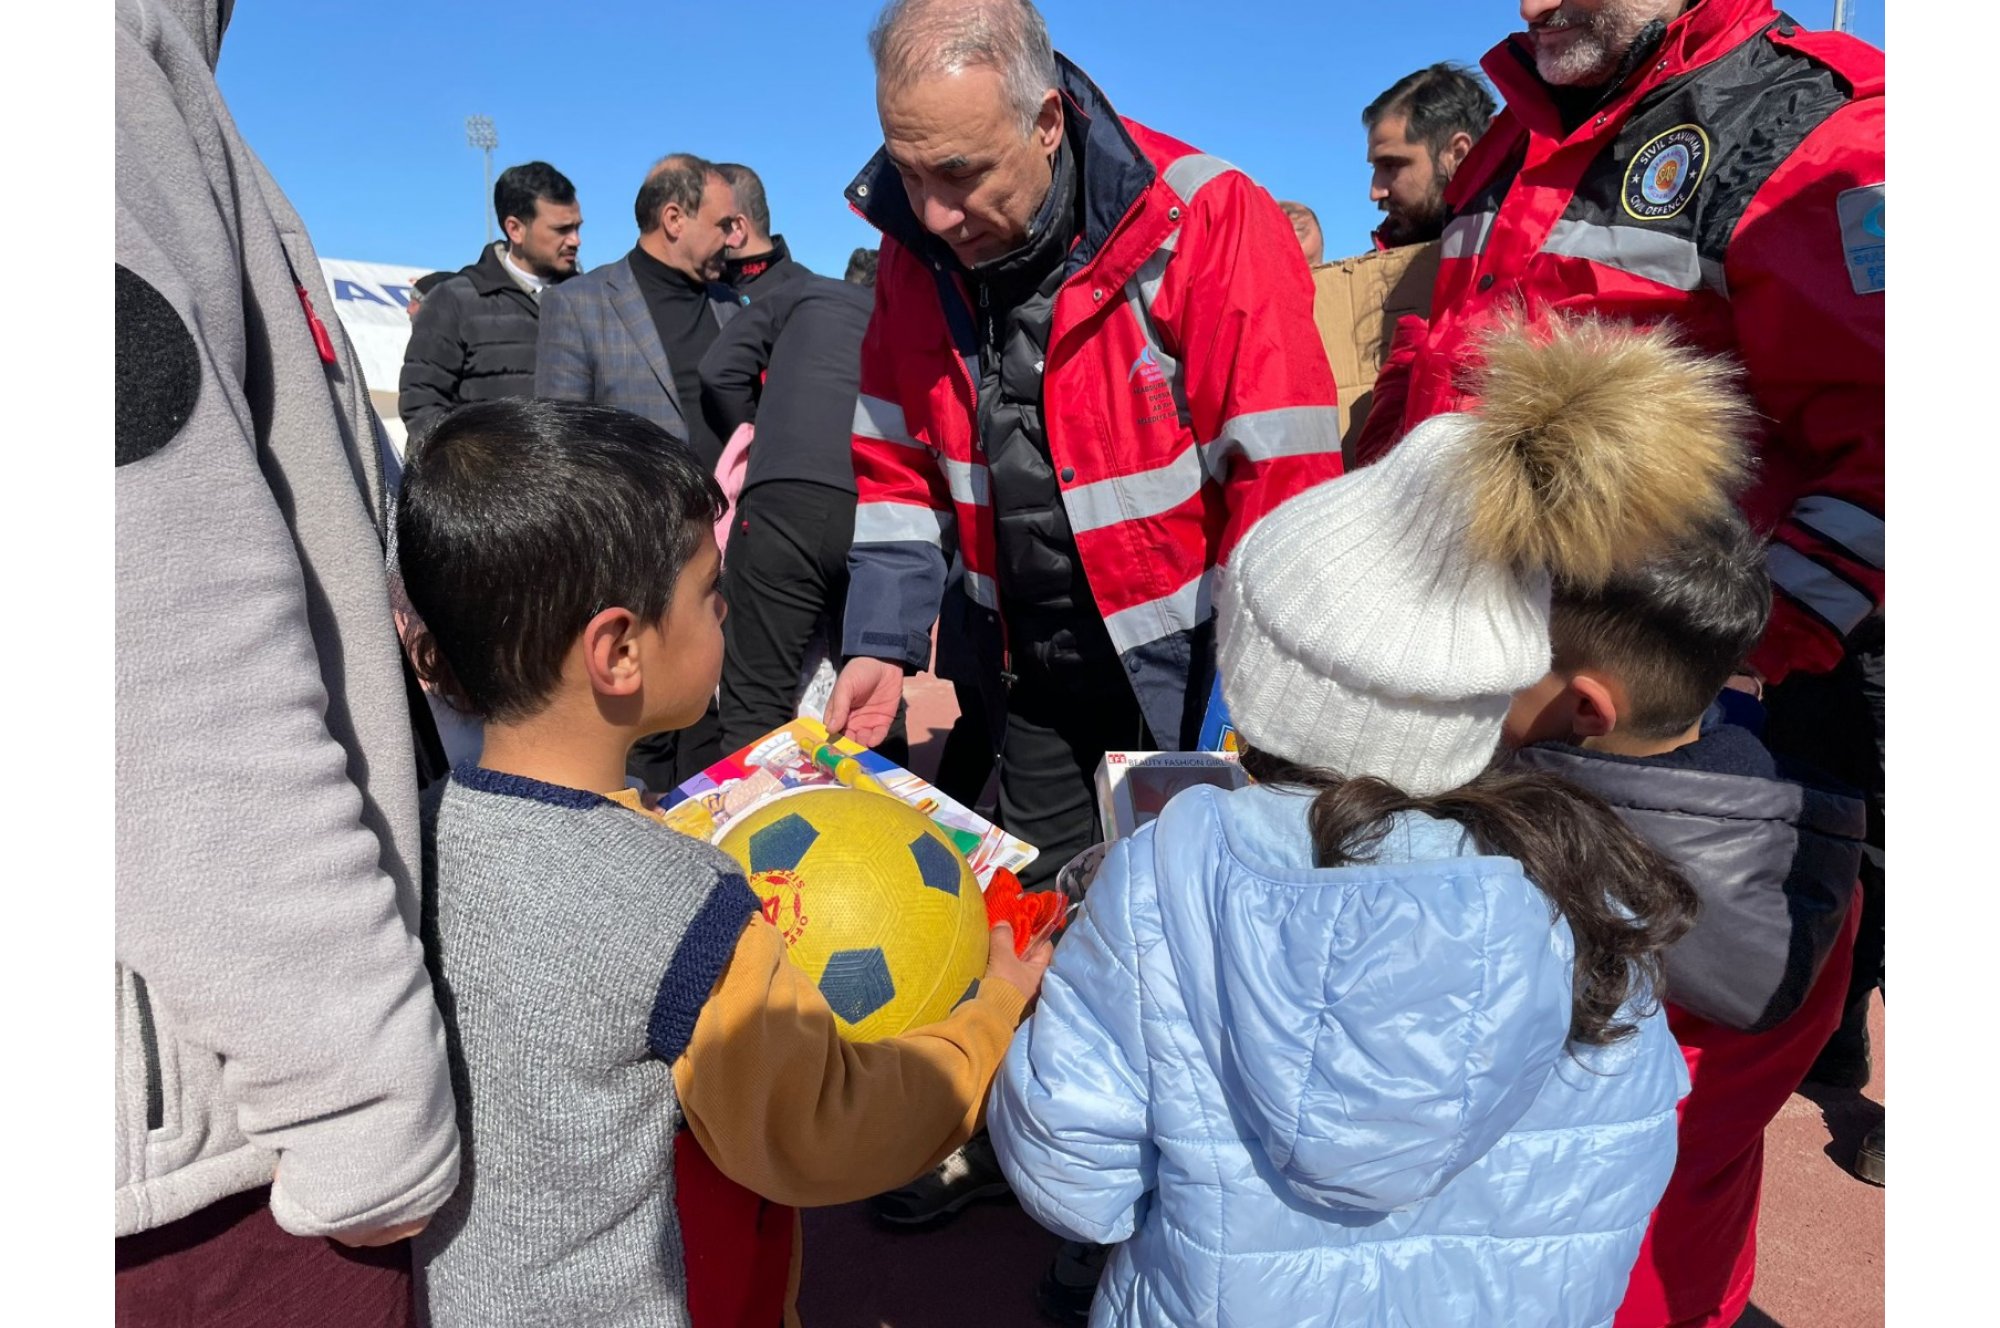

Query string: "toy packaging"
[[657, 717, 1039, 889], [1094, 750, 1248, 841]]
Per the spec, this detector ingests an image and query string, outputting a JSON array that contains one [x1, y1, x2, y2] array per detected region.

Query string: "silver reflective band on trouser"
[[1103, 566, 1218, 658], [853, 393, 920, 448], [1198, 406, 1343, 482], [1063, 447, 1206, 534], [940, 455, 992, 508], [964, 569, 999, 610], [1768, 543, 1873, 635], [1539, 218, 1726, 295], [1440, 210, 1497, 261], [853, 501, 950, 549], [1163, 152, 1238, 202], [1792, 496, 1884, 569]]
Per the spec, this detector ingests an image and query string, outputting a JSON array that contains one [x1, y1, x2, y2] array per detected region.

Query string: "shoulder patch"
[[1837, 183, 1884, 295], [1622, 125, 1710, 222], [115, 264, 202, 466]]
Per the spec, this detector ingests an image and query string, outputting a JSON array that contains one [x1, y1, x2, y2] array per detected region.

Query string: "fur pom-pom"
[[1452, 316, 1753, 588]]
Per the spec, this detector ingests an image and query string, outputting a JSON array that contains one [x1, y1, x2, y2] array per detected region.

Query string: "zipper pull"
[[296, 283, 337, 365]]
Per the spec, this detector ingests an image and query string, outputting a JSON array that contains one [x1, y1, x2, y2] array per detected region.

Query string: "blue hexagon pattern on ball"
[[747, 813, 819, 874], [714, 787, 988, 1042], [818, 947, 897, 1025]]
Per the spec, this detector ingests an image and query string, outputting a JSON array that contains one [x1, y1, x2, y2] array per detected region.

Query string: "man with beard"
[[1351, 3, 1886, 1309], [1362, 62, 1495, 249], [399, 162, 582, 442]]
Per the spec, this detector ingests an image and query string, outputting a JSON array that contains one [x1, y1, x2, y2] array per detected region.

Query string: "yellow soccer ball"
[[715, 788, 988, 1042]]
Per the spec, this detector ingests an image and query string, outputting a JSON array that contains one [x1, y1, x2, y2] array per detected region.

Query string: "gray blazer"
[[534, 251, 739, 441]]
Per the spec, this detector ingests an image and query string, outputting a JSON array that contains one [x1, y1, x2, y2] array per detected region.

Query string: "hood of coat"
[[1151, 783, 1577, 1214]]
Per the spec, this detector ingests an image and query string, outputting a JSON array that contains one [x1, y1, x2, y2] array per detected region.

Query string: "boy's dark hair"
[[844, 247, 879, 287], [396, 398, 725, 723], [1362, 62, 1497, 159], [493, 161, 577, 231], [1551, 509, 1773, 740]]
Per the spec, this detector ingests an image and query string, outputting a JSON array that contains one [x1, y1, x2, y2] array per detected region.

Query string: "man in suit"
[[535, 151, 745, 788]]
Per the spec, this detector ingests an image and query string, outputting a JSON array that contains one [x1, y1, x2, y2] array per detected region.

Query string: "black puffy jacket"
[[398, 242, 550, 442], [1515, 722, 1863, 1033]]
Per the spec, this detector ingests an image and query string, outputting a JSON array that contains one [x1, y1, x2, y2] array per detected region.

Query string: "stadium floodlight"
[[465, 115, 499, 244]]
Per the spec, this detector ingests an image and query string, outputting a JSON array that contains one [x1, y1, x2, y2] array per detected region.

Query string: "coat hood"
[[161, 0, 233, 68], [1156, 785, 1578, 1213]]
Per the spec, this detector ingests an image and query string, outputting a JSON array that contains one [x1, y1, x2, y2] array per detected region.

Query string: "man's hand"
[[329, 1217, 429, 1248], [825, 657, 904, 747], [985, 923, 1055, 1006]]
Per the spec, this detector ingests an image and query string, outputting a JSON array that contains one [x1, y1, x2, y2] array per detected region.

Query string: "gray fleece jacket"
[[115, 0, 459, 1238]]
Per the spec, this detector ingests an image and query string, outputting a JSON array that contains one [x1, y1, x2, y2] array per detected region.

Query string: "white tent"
[[318, 256, 443, 455]]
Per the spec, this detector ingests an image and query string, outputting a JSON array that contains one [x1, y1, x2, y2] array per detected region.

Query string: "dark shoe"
[[1803, 1003, 1872, 1090], [1855, 1123, 1884, 1187], [868, 1132, 1012, 1228], [1036, 1240, 1109, 1327]]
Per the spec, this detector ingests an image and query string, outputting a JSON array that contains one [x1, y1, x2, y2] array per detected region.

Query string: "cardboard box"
[[1310, 240, 1441, 458], [1095, 751, 1247, 841]]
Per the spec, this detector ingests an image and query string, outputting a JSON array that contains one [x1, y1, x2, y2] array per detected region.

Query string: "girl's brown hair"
[[1238, 747, 1698, 1047]]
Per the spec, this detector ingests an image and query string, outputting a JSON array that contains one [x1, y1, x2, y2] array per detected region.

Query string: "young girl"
[[988, 320, 1749, 1327]]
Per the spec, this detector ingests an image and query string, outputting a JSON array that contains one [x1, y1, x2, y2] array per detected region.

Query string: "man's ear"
[[1034, 88, 1064, 158], [1567, 671, 1622, 738], [1440, 129, 1476, 178], [501, 213, 528, 248], [658, 201, 683, 242], [580, 607, 644, 698]]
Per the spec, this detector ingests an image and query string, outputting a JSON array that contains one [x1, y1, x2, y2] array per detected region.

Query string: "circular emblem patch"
[[1622, 124, 1710, 221]]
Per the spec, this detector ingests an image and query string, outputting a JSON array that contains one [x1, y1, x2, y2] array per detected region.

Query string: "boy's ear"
[[580, 607, 645, 698], [1567, 671, 1622, 738]]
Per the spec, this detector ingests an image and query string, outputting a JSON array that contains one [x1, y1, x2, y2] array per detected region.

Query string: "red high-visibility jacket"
[[1354, 0, 1883, 683], [840, 56, 1343, 748]]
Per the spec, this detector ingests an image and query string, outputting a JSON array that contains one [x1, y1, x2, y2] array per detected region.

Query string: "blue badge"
[[1837, 183, 1884, 295], [1622, 125, 1710, 222]]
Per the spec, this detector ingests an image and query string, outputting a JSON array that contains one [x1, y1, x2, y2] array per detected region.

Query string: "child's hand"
[[985, 923, 1055, 1005]]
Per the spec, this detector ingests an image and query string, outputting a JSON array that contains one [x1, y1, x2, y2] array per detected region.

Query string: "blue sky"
[[217, 1, 1884, 278]]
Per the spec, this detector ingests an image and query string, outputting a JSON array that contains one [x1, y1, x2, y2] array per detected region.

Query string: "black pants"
[[998, 640, 1151, 890], [715, 479, 908, 763], [1763, 613, 1885, 1022]]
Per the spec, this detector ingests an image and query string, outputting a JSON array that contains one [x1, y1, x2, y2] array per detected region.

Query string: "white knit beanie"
[[1216, 317, 1754, 797]]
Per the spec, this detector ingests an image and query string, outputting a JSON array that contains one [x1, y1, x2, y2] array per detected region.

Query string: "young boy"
[[395, 398, 1051, 1327], [1504, 509, 1866, 1328]]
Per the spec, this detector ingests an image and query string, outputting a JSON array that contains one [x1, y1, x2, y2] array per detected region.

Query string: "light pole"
[[1831, 0, 1854, 33], [465, 115, 498, 245]]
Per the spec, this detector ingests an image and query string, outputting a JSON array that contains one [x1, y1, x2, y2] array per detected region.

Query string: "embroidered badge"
[[1837, 183, 1885, 295], [1622, 125, 1711, 222]]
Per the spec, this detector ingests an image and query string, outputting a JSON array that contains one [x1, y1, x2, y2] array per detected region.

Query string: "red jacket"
[[841, 56, 1343, 747], [1617, 901, 1860, 1328], [1355, 0, 1883, 683]]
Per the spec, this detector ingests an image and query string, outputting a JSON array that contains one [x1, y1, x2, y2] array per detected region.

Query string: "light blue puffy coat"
[[989, 783, 1689, 1327]]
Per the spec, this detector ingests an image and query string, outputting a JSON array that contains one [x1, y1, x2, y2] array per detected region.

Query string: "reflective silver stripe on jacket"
[[1792, 496, 1884, 569], [1768, 544, 1873, 634], [964, 568, 999, 610], [852, 393, 921, 447], [1064, 446, 1206, 535], [853, 501, 950, 548], [940, 455, 991, 508], [1198, 405, 1343, 482], [1162, 152, 1237, 202], [1540, 218, 1728, 295], [1103, 566, 1218, 657], [1441, 209, 1498, 260]]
